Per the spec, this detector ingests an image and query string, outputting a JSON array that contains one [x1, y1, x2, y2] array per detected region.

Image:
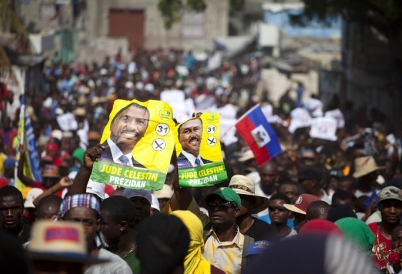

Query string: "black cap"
[[297, 165, 322, 182]]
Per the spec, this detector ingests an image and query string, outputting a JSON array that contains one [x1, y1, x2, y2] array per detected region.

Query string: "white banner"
[[310, 116, 337, 141]]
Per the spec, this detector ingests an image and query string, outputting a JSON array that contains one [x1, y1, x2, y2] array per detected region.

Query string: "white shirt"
[[107, 138, 134, 166], [254, 183, 271, 217], [320, 189, 332, 205], [181, 150, 203, 167], [85, 248, 132, 274]]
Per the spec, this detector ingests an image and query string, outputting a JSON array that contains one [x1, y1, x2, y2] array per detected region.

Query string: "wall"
[[84, 0, 229, 52]]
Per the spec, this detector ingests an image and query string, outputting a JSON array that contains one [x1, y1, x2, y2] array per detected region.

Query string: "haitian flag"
[[235, 104, 282, 166]]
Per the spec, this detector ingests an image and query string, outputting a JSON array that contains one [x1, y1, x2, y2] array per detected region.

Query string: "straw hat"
[[228, 175, 270, 214], [238, 149, 254, 162], [352, 156, 384, 178], [27, 220, 108, 264], [73, 107, 86, 117]]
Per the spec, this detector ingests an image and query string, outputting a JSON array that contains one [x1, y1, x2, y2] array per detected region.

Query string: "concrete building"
[[17, 0, 229, 63]]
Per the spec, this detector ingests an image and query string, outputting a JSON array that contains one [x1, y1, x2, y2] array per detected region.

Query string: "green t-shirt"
[[120, 250, 140, 274]]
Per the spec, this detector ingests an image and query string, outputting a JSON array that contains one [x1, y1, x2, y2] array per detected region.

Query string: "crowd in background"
[[0, 48, 402, 273]]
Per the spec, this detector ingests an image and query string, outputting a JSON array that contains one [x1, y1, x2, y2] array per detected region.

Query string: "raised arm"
[[33, 177, 73, 207], [17, 144, 34, 187], [66, 144, 104, 196]]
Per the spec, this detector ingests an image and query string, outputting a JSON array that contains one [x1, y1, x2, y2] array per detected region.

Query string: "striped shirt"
[[203, 228, 244, 274]]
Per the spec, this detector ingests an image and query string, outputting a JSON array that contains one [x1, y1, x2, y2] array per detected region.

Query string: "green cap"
[[204, 187, 241, 208]]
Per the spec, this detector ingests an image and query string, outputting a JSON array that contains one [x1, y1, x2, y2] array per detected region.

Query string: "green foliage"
[[229, 0, 245, 11], [291, 0, 402, 38], [0, 0, 29, 73]]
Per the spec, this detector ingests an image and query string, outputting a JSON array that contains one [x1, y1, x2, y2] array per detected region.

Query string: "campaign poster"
[[90, 99, 175, 191], [175, 113, 227, 187]]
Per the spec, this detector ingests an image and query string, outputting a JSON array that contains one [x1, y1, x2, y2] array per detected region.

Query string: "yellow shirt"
[[203, 228, 244, 274]]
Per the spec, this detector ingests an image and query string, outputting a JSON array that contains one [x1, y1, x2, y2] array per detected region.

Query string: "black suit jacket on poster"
[[177, 152, 212, 169], [100, 141, 146, 168]]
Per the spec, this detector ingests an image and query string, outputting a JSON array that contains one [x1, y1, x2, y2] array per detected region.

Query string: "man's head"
[[0, 186, 23, 233], [306, 201, 330, 221], [136, 213, 190, 274], [258, 161, 278, 189], [2, 157, 15, 179], [283, 194, 320, 232], [337, 176, 357, 195], [228, 175, 270, 216], [36, 195, 63, 220], [28, 220, 106, 274], [269, 193, 291, 226], [122, 189, 152, 225], [392, 225, 402, 251], [110, 103, 150, 153], [41, 165, 61, 189], [297, 165, 322, 194], [59, 194, 102, 251], [204, 187, 241, 230], [332, 190, 355, 208], [377, 186, 402, 226], [277, 181, 300, 204], [100, 196, 136, 248], [178, 118, 203, 157]]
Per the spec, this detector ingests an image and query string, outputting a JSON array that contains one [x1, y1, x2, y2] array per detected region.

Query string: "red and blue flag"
[[235, 104, 282, 166]]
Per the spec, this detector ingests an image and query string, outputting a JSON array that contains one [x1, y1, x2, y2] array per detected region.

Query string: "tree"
[[289, 0, 402, 59], [158, 0, 245, 29], [0, 0, 29, 74]]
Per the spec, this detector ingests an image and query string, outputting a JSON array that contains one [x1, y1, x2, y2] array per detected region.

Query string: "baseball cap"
[[3, 157, 15, 170], [24, 188, 44, 208], [123, 189, 152, 205], [27, 220, 108, 264], [245, 240, 272, 257], [378, 186, 402, 203], [204, 187, 241, 209], [283, 194, 320, 215], [297, 165, 322, 182]]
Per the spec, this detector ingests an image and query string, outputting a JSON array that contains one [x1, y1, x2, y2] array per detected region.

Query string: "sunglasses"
[[206, 201, 236, 210], [268, 206, 287, 212]]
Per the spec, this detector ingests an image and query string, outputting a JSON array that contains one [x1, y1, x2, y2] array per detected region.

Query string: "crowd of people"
[[0, 47, 401, 273]]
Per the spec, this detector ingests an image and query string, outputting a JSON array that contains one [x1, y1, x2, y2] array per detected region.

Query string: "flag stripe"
[[235, 116, 271, 166], [235, 105, 282, 166]]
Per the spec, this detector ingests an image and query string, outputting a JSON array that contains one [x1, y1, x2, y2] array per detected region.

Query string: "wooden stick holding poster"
[[90, 99, 175, 191], [175, 113, 228, 187]]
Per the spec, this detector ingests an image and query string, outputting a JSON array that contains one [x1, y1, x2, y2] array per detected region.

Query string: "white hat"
[[151, 194, 160, 211], [50, 130, 63, 141], [24, 188, 44, 208], [86, 181, 106, 200], [136, 82, 144, 90], [144, 83, 154, 93], [100, 68, 108, 75], [55, 108, 64, 115], [125, 81, 134, 89]]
